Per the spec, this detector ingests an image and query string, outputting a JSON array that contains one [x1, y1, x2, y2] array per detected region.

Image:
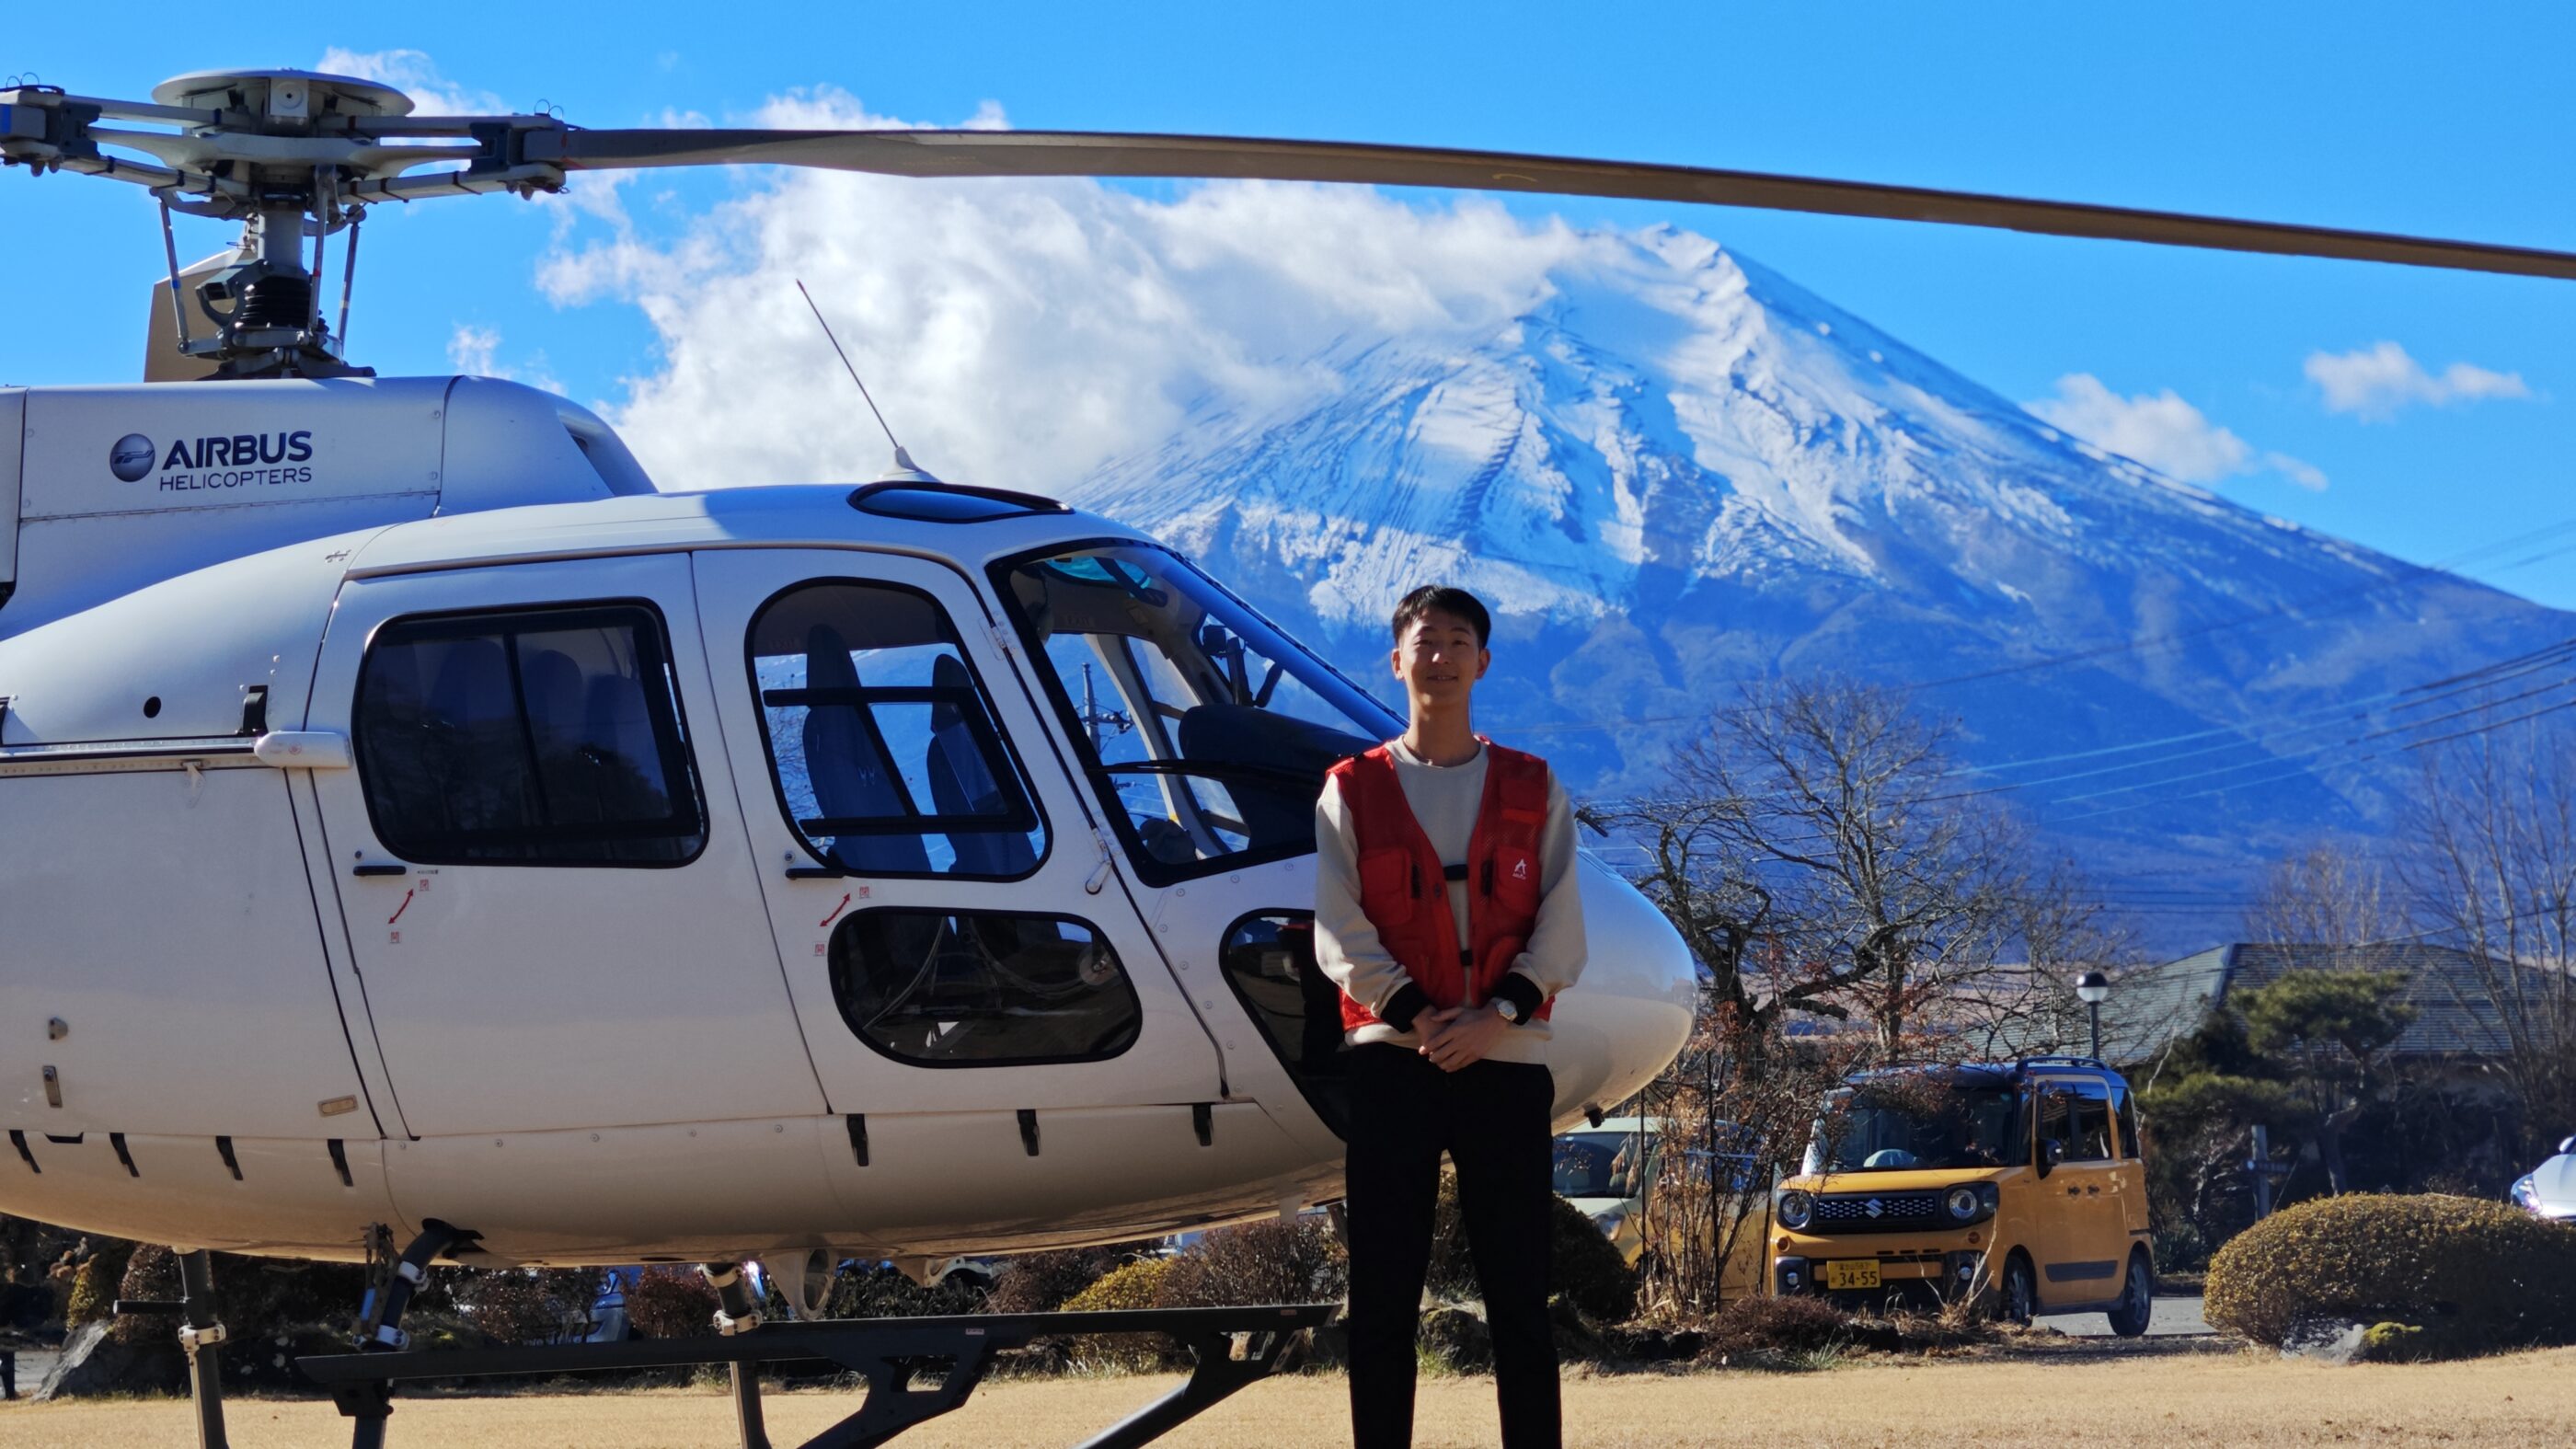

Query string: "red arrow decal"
[[387, 889, 416, 926], [820, 892, 852, 928]]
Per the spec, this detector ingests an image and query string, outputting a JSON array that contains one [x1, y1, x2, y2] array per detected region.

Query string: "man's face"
[[1391, 609, 1489, 711]]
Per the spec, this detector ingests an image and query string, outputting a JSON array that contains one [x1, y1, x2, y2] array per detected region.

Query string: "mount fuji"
[[1061, 226, 2570, 948]]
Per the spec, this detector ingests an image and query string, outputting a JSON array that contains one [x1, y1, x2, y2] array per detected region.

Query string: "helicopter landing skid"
[[297, 1303, 1337, 1449]]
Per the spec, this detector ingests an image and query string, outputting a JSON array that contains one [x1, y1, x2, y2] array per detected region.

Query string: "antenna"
[[795, 279, 937, 483]]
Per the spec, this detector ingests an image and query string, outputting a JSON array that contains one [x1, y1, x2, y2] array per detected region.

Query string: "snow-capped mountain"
[[1064, 227, 2570, 943]]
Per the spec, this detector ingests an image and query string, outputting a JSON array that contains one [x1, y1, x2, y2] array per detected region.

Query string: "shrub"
[[985, 1248, 1126, 1316], [110, 1245, 178, 1344], [2205, 1193, 2576, 1358], [1427, 1177, 1638, 1324], [626, 1267, 720, 1340], [65, 1242, 132, 1328], [1060, 1259, 1183, 1370], [821, 1261, 986, 1320], [1156, 1220, 1345, 1308], [1064, 1258, 1174, 1313], [1701, 1294, 1854, 1360], [451, 1268, 601, 1345]]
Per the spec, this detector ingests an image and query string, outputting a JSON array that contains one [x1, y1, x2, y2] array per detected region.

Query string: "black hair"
[[1391, 585, 1491, 647]]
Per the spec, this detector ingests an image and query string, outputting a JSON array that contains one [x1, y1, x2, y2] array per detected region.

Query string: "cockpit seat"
[[802, 624, 930, 877]]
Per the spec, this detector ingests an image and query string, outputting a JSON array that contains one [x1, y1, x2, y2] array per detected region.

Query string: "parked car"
[[1552, 1115, 1771, 1299], [2509, 1136, 2576, 1221], [1768, 1056, 2156, 1336]]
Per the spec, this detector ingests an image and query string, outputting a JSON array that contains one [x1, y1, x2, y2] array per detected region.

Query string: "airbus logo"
[[109, 433, 155, 482]]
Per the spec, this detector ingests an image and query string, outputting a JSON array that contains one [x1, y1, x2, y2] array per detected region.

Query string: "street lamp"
[[2074, 971, 2110, 1061]]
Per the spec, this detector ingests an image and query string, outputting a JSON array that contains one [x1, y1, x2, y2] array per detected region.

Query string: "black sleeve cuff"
[[1491, 973, 1546, 1024], [1381, 983, 1434, 1034]]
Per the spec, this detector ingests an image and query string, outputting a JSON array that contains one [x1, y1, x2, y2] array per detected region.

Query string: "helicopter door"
[[305, 554, 827, 1138], [989, 543, 1409, 1162], [688, 550, 1224, 1120]]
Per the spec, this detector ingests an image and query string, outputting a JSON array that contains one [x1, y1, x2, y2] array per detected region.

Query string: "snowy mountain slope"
[[1063, 227, 2570, 943]]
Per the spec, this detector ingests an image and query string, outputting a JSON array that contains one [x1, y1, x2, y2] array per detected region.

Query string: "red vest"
[[1331, 740, 1555, 1030]]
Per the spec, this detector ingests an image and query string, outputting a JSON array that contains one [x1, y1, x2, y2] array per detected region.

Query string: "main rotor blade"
[[527, 128, 2576, 282]]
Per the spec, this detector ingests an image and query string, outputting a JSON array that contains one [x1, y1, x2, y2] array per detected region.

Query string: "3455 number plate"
[[1823, 1259, 1881, 1290]]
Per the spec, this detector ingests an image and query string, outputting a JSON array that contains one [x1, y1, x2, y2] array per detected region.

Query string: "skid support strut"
[[703, 1263, 772, 1449], [109, 1248, 233, 1449], [299, 1304, 1336, 1449], [334, 1219, 474, 1449]]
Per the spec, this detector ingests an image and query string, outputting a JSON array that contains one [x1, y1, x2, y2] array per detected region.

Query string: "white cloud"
[[540, 88, 1605, 491], [2025, 374, 2324, 489], [316, 48, 508, 116], [448, 323, 502, 375], [447, 323, 560, 394], [2304, 340, 2530, 421]]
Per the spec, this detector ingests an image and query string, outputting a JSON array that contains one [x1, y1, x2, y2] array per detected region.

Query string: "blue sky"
[[9, 2, 2573, 606]]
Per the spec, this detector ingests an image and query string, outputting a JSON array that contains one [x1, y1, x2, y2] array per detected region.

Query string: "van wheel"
[[1992, 1250, 2037, 1327], [2106, 1252, 2154, 1339]]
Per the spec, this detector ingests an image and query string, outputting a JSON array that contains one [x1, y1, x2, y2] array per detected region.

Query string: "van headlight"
[[1777, 1189, 1814, 1231], [2512, 1175, 2542, 1213], [1945, 1186, 1980, 1221]]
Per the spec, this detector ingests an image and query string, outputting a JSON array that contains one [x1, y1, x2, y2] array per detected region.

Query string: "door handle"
[[351, 863, 408, 878]]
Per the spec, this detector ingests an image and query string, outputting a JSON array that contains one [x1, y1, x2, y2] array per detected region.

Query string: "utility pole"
[[1075, 663, 1133, 755]]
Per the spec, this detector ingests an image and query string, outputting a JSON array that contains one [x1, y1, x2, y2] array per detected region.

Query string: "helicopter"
[[4, 65, 2573, 1449]]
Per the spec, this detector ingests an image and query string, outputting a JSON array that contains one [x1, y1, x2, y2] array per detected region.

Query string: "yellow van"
[[1768, 1057, 2156, 1334]]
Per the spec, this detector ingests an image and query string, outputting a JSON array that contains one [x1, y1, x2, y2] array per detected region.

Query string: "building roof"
[[2102, 942, 2536, 1066]]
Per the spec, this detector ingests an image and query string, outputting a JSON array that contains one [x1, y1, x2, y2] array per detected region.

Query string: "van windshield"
[[1804, 1079, 2023, 1174], [1553, 1130, 1653, 1199]]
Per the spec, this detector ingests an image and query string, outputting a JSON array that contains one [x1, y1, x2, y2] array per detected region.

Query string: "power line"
[[2051, 690, 2576, 825]]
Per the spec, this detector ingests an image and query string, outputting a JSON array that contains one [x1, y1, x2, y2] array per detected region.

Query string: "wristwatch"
[[1492, 995, 1524, 1025]]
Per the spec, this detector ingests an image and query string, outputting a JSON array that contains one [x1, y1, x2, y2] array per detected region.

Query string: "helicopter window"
[[1218, 912, 1350, 1137], [351, 604, 706, 866], [848, 483, 1068, 523], [831, 909, 1140, 1065], [994, 544, 1400, 887], [746, 581, 1045, 879]]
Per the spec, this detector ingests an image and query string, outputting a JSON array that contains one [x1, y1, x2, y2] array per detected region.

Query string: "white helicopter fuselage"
[[0, 375, 1696, 1270]]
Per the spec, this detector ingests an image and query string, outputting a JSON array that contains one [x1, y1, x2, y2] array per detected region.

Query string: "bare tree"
[[2245, 840, 2401, 956], [1674, 678, 2033, 1056], [1593, 677, 2117, 1317], [2396, 722, 2576, 1153]]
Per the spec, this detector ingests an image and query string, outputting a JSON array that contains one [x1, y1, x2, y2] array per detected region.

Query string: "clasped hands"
[[1416, 1002, 1510, 1071]]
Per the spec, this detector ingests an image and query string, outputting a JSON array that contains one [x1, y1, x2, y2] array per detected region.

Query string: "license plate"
[[1823, 1259, 1880, 1290]]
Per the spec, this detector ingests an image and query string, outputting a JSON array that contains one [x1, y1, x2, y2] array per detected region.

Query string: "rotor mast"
[[1, 69, 569, 379]]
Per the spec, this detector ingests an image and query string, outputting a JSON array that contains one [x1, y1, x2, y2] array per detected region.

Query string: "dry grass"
[[1, 1345, 2570, 1447]]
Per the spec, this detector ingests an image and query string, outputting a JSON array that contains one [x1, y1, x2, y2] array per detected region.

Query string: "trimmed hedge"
[[1058, 1258, 1184, 1370], [1063, 1257, 1175, 1314], [2205, 1193, 2576, 1359]]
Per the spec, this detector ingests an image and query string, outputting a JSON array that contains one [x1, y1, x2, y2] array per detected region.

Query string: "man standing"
[[1316, 585, 1586, 1449]]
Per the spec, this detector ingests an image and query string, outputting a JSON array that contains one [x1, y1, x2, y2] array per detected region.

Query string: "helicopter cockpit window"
[[995, 545, 1399, 886], [747, 581, 1045, 879], [352, 604, 706, 866], [832, 909, 1141, 1065]]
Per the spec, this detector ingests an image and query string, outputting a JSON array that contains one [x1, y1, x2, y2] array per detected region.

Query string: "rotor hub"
[[148, 69, 415, 128]]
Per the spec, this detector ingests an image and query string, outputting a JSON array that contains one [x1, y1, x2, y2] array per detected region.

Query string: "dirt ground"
[[2, 1343, 2570, 1447]]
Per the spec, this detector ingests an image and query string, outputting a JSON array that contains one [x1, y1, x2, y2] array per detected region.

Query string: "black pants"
[[1345, 1043, 1559, 1449]]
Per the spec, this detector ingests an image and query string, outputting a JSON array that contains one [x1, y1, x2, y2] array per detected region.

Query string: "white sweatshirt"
[[1312, 739, 1587, 1066]]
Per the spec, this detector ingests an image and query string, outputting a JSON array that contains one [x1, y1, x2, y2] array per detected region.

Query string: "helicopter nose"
[[1539, 856, 1698, 1125]]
